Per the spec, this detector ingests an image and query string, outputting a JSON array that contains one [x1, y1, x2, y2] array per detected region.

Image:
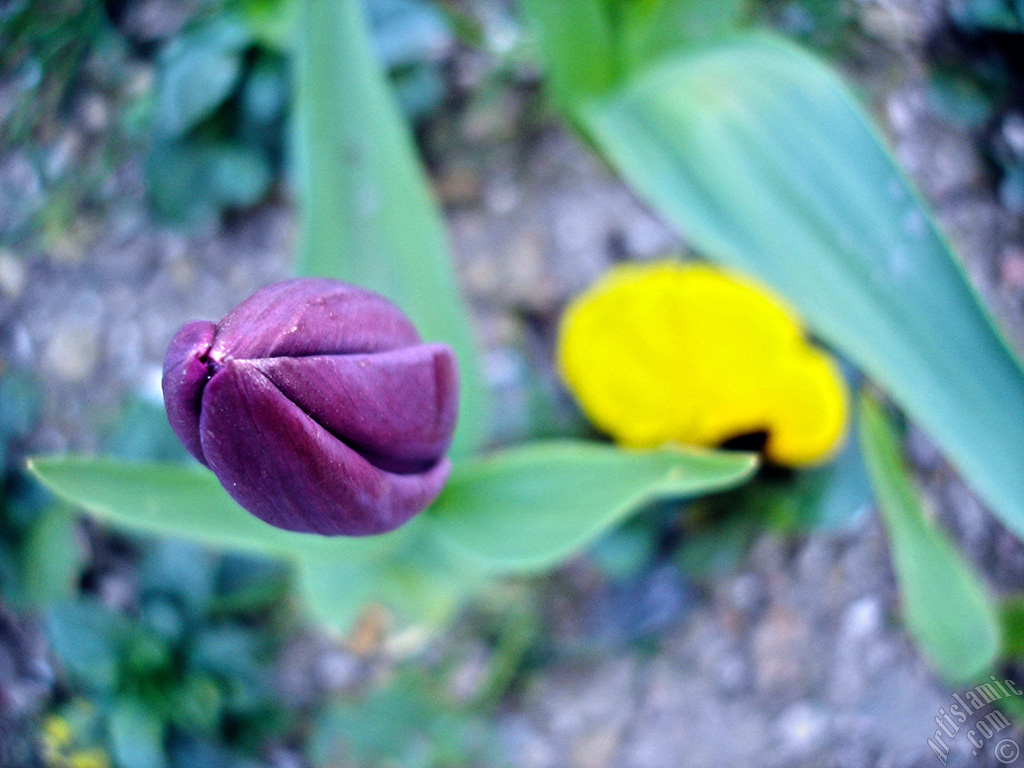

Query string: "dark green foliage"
[[0, 371, 84, 611], [0, 0, 107, 147], [144, 0, 454, 222], [43, 541, 295, 768], [309, 671, 503, 768]]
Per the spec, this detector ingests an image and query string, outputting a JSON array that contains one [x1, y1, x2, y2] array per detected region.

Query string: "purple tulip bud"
[[162, 278, 459, 536]]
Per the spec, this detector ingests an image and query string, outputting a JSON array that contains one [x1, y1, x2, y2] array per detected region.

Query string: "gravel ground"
[[2, 1, 1024, 766]]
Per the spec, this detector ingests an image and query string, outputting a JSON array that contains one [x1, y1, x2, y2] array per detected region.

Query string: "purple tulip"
[[162, 278, 459, 536]]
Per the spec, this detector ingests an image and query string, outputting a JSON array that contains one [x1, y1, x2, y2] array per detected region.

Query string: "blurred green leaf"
[[298, 517, 479, 632], [520, 0, 748, 116], [391, 64, 446, 122], [294, 0, 485, 456], [581, 34, 1024, 540], [768, 425, 872, 532], [211, 556, 291, 615], [240, 57, 290, 127], [309, 671, 493, 768], [25, 456, 374, 559], [927, 68, 994, 130], [148, 142, 273, 223], [122, 623, 174, 677], [46, 601, 127, 691], [676, 500, 758, 576], [155, 19, 250, 138], [103, 399, 188, 462], [297, 554, 385, 633], [368, 0, 452, 70], [999, 598, 1024, 659], [675, 507, 757, 573], [859, 391, 999, 683], [519, 0, 616, 115], [616, 0, 749, 72], [109, 700, 167, 768], [169, 675, 224, 734], [233, 0, 299, 49], [429, 441, 757, 572], [0, 371, 38, 466], [949, 0, 1023, 31], [208, 146, 275, 207], [22, 505, 81, 607], [138, 540, 218, 618], [28, 444, 751, 622], [590, 524, 659, 579], [189, 626, 271, 713]]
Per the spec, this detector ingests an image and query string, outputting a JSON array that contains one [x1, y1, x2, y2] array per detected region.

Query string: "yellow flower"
[[41, 715, 73, 763], [68, 750, 110, 768], [557, 261, 847, 467]]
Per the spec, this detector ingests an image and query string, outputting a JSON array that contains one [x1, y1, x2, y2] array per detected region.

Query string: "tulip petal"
[[210, 279, 420, 363], [162, 320, 217, 464], [198, 359, 451, 535], [252, 344, 458, 473]]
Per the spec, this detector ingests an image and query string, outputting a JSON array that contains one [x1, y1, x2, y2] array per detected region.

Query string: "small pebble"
[[42, 322, 102, 383], [0, 251, 26, 300]]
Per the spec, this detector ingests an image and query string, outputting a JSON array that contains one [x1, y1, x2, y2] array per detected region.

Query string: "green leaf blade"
[[428, 440, 757, 572], [617, 0, 750, 73], [519, 0, 617, 114], [293, 0, 485, 456], [24, 456, 389, 561], [22, 506, 82, 607], [859, 392, 999, 682], [582, 34, 1024, 538]]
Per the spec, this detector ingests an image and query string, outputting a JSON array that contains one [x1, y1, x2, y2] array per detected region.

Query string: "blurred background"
[[1, 0, 1024, 766]]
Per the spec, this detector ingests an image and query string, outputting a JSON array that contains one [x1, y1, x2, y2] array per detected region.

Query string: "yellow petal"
[[556, 260, 847, 467], [764, 350, 849, 467]]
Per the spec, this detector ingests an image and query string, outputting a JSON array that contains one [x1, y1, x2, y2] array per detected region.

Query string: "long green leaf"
[[29, 443, 753, 575], [27, 455, 476, 632], [293, 0, 484, 455], [616, 0, 749, 72], [519, 0, 616, 114], [581, 34, 1024, 538], [999, 599, 1024, 659], [298, 534, 479, 632], [25, 456, 399, 561], [428, 440, 757, 571], [859, 392, 999, 682]]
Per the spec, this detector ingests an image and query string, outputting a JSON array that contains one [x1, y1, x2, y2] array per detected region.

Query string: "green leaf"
[[27, 444, 751, 616], [999, 599, 1024, 659], [293, 0, 485, 456], [155, 19, 249, 137], [108, 701, 167, 768], [310, 670, 493, 767], [46, 601, 127, 691], [428, 440, 757, 572], [520, 0, 749, 115], [25, 456, 397, 561], [368, 0, 453, 70], [859, 392, 999, 682], [147, 142, 273, 222], [950, 0, 1023, 32], [519, 0, 617, 114], [616, 0, 749, 72], [675, 503, 757, 576], [22, 506, 81, 606], [765, 422, 872, 532], [582, 34, 1024, 540], [233, 0, 299, 49], [297, 517, 480, 632]]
